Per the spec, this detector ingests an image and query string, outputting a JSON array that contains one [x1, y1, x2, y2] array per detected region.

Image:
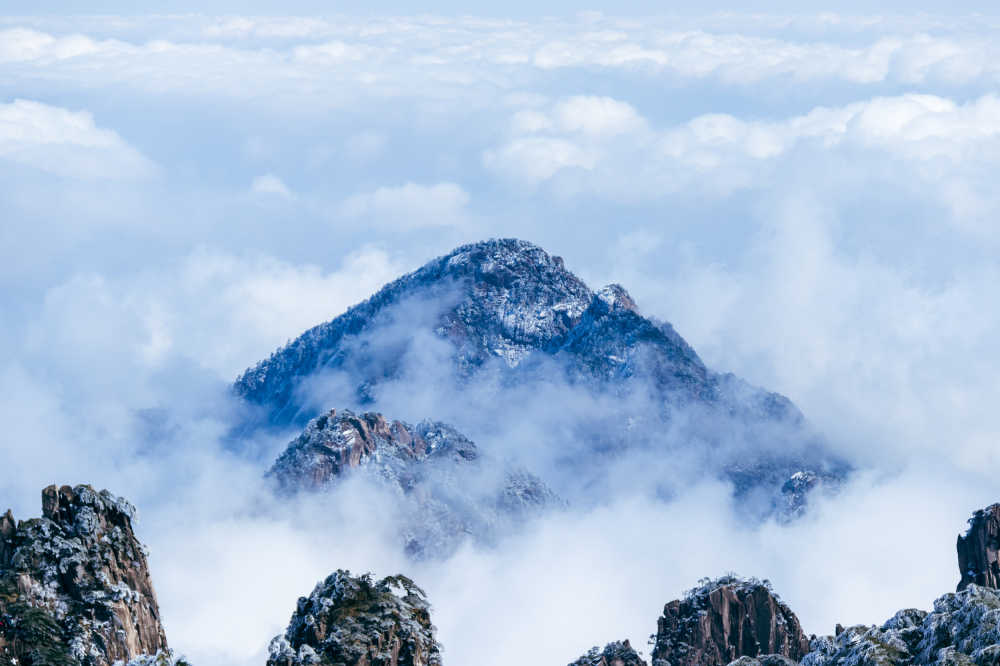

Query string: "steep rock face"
[[570, 640, 648, 666], [235, 238, 848, 518], [801, 585, 1000, 666], [652, 577, 810, 666], [0, 485, 169, 666], [268, 408, 559, 558], [957, 504, 1000, 591], [267, 570, 441, 666]]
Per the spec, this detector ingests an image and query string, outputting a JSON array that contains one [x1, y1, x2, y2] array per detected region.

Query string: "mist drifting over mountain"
[[3, 5, 1000, 666]]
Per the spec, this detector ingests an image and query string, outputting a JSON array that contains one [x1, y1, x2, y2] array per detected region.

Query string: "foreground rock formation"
[[569, 640, 648, 666], [957, 503, 1000, 591], [801, 584, 1000, 666], [269, 408, 558, 557], [267, 569, 441, 666], [0, 485, 172, 666], [651, 577, 811, 666]]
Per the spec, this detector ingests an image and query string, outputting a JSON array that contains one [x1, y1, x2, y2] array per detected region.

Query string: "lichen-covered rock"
[[569, 640, 648, 666], [957, 504, 1000, 591], [800, 585, 1000, 666], [652, 576, 810, 666], [0, 485, 170, 666], [269, 408, 559, 558], [266, 570, 441, 666]]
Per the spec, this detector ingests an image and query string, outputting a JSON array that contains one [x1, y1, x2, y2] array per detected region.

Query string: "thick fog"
[[3, 8, 1000, 666]]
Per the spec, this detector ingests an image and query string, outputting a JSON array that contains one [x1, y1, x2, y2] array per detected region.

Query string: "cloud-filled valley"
[[3, 7, 1000, 666]]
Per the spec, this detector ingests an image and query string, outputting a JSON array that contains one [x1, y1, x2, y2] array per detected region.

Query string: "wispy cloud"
[[0, 98, 155, 179]]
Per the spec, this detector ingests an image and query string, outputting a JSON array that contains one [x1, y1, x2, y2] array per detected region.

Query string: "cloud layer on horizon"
[[3, 9, 1000, 666]]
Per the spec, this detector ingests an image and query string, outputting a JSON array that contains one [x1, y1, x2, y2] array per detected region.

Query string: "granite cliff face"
[[268, 408, 559, 557], [957, 504, 1000, 591], [267, 570, 441, 666], [652, 577, 811, 666], [235, 238, 847, 519], [0, 485, 174, 666]]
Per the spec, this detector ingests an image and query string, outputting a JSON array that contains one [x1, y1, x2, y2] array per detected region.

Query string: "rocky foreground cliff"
[[8, 489, 1000, 666], [0, 485, 182, 666]]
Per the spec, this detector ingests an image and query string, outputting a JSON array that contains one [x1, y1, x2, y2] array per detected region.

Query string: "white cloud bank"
[[4, 16, 1000, 110], [485, 91, 1000, 222], [0, 99, 154, 179]]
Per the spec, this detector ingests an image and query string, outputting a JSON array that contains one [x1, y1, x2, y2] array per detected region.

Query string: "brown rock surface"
[[651, 577, 810, 666], [956, 503, 1000, 591], [0, 484, 169, 666]]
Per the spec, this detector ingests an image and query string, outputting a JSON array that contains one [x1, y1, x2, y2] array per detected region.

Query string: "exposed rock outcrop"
[[266, 569, 441, 666], [0, 485, 171, 666], [269, 408, 559, 558], [570, 640, 648, 666], [269, 408, 481, 492], [801, 584, 1000, 666], [652, 576, 810, 666], [957, 504, 1000, 591]]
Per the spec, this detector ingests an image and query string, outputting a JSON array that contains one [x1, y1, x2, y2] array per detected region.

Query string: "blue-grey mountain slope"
[[236, 238, 848, 519]]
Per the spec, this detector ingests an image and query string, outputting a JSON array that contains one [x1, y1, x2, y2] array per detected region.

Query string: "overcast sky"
[[3, 5, 1000, 666]]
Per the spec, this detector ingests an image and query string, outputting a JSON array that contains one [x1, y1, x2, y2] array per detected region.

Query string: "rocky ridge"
[[8, 489, 1000, 666], [235, 238, 848, 521], [651, 576, 811, 666], [800, 584, 1000, 666], [268, 407, 559, 557], [0, 485, 178, 666], [266, 569, 441, 666]]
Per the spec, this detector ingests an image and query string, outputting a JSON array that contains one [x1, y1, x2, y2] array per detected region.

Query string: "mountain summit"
[[237, 239, 597, 423], [235, 238, 847, 519]]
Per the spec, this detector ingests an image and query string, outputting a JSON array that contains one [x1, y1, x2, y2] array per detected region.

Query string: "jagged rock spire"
[[0, 485, 170, 666]]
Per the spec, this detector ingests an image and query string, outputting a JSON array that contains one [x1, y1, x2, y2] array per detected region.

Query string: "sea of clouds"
[[3, 8, 1000, 665]]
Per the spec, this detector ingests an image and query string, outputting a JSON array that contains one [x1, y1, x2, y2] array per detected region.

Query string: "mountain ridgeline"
[[235, 239, 849, 526]]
